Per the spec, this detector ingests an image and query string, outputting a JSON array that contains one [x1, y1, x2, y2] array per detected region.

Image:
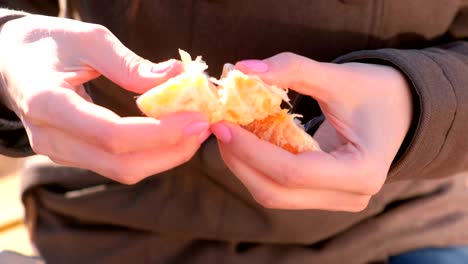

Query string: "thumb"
[[235, 52, 344, 102], [84, 28, 183, 94]]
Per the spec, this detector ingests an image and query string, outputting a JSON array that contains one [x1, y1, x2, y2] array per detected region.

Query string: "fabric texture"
[[1, 0, 468, 263]]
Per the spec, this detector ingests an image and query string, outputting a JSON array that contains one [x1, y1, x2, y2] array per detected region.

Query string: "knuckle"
[[119, 54, 146, 89], [28, 132, 47, 155], [180, 145, 197, 163], [19, 100, 34, 120], [253, 191, 282, 209], [274, 52, 303, 85], [365, 178, 384, 195], [277, 51, 296, 61], [347, 159, 385, 196], [359, 166, 387, 195], [48, 157, 60, 164], [29, 140, 43, 154], [118, 176, 140, 185], [279, 165, 305, 187], [19, 94, 43, 122], [49, 157, 67, 166], [85, 23, 111, 37], [105, 164, 140, 185], [100, 127, 125, 154], [277, 52, 299, 67], [370, 170, 387, 194], [22, 90, 69, 124], [181, 151, 194, 164], [172, 141, 199, 166], [348, 196, 371, 212]]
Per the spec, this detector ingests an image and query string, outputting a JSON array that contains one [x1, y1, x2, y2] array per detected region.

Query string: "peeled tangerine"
[[136, 50, 321, 154]]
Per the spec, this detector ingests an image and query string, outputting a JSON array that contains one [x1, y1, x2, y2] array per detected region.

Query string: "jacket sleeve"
[[331, 7, 468, 181], [0, 10, 30, 157], [0, 1, 59, 157], [1, 0, 59, 17]]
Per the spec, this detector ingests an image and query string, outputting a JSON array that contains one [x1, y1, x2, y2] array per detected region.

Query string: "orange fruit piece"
[[137, 50, 321, 153]]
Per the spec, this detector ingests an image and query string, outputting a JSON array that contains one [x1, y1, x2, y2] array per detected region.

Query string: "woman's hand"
[[0, 15, 210, 184], [211, 52, 413, 212]]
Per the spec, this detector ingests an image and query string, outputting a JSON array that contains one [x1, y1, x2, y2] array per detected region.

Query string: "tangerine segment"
[[137, 71, 220, 122], [244, 110, 321, 154]]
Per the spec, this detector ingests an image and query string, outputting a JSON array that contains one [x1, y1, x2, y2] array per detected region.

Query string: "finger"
[[235, 52, 351, 102], [28, 124, 203, 184], [82, 26, 183, 93], [198, 129, 212, 144], [212, 122, 385, 195], [220, 148, 371, 212], [75, 84, 93, 103], [27, 88, 209, 154]]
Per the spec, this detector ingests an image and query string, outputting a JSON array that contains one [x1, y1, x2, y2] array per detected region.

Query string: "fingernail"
[[212, 124, 232, 143], [151, 60, 177, 73], [184, 122, 210, 137], [238, 60, 269, 73], [198, 129, 212, 144]]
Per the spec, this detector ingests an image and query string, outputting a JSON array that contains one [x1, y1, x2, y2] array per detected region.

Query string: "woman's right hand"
[[0, 15, 210, 184]]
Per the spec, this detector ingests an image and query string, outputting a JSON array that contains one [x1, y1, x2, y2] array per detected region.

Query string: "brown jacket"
[[1, 1, 468, 263]]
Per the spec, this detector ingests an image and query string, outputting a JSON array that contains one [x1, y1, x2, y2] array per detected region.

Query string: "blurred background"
[[0, 155, 34, 256]]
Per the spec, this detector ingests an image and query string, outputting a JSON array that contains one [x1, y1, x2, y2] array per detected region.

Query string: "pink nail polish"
[[239, 60, 269, 73], [212, 124, 232, 143], [184, 122, 210, 137], [151, 60, 176, 73]]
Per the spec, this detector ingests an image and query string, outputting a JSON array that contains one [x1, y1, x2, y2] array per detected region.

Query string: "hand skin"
[[211, 52, 413, 212], [0, 15, 211, 184]]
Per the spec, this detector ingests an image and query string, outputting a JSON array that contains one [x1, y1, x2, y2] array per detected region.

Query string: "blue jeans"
[[389, 247, 468, 264]]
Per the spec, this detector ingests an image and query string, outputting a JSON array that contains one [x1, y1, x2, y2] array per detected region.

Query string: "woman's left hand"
[[211, 52, 413, 212]]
